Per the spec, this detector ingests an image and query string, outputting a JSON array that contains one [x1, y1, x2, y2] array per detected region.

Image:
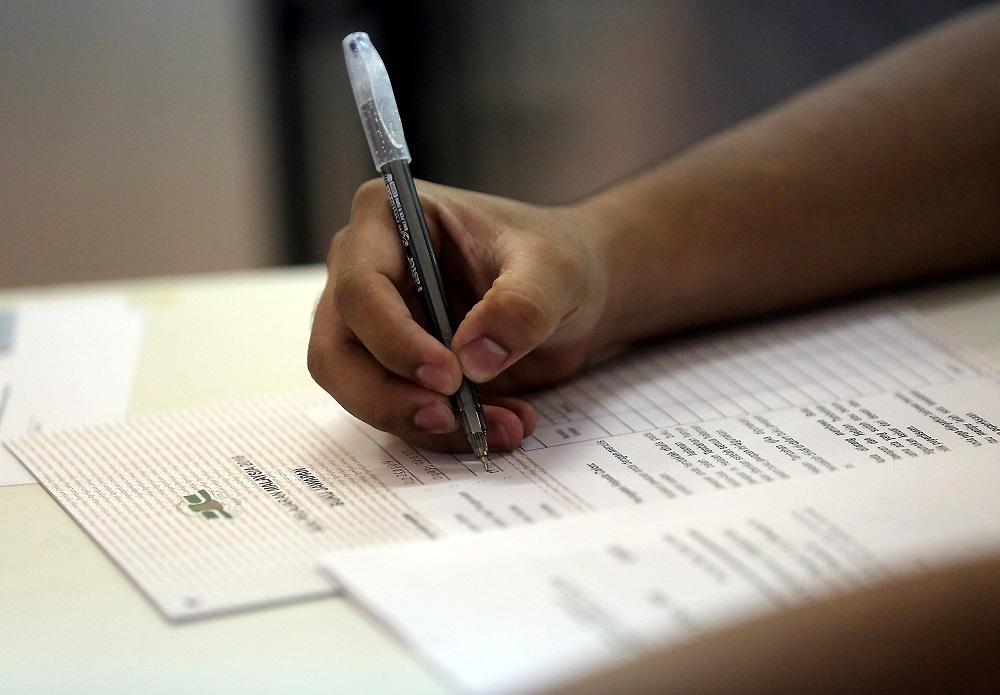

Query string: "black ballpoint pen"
[[343, 32, 492, 469]]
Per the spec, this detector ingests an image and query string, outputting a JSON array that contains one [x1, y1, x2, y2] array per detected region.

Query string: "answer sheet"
[[8, 301, 1000, 619], [0, 296, 144, 486], [320, 454, 1000, 695]]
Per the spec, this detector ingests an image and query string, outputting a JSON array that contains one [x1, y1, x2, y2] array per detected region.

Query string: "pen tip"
[[479, 454, 500, 473]]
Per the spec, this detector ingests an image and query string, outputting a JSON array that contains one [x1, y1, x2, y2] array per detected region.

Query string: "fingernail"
[[416, 363, 454, 393], [413, 401, 456, 433], [457, 336, 508, 382]]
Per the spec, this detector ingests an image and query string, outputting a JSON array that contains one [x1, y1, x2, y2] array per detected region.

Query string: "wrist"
[[573, 174, 719, 349]]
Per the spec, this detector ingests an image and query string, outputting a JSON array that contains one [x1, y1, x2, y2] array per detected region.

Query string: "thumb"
[[451, 244, 584, 383]]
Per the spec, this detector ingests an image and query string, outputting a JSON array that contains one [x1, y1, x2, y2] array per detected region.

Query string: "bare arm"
[[585, 2, 1000, 351]]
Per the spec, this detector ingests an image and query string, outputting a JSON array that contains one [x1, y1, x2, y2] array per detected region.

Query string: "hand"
[[308, 179, 614, 453]]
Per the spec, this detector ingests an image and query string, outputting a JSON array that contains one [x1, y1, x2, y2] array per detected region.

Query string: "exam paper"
[[320, 454, 1000, 695], [0, 296, 144, 486], [8, 301, 1000, 619]]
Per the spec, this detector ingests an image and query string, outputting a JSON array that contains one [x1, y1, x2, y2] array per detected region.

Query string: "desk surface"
[[3, 266, 1000, 694]]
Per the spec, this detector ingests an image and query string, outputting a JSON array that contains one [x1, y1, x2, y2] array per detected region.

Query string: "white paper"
[[320, 454, 1000, 695], [8, 301, 1000, 619], [0, 296, 144, 485]]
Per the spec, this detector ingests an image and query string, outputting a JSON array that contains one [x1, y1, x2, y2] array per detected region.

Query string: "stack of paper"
[[9, 300, 1000, 692], [0, 296, 144, 486], [320, 455, 1000, 694]]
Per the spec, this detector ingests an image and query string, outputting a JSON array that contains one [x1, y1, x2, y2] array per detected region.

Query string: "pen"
[[343, 31, 492, 470]]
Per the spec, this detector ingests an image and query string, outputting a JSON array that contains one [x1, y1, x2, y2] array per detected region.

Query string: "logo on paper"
[[180, 489, 237, 520]]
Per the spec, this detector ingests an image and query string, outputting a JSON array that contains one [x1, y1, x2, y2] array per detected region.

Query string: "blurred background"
[[0, 0, 983, 287]]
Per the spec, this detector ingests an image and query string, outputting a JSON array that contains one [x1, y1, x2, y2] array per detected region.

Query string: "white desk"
[[3, 266, 1000, 694]]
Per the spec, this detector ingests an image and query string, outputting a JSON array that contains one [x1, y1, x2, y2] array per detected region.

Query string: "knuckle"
[[350, 178, 387, 215], [306, 341, 327, 384], [325, 227, 349, 266], [306, 338, 344, 399], [367, 397, 390, 434], [331, 267, 374, 316], [491, 286, 556, 345], [541, 242, 586, 299], [544, 243, 580, 280], [364, 374, 399, 434]]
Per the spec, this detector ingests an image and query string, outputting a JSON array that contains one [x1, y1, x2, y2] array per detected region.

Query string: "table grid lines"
[[522, 306, 987, 450]]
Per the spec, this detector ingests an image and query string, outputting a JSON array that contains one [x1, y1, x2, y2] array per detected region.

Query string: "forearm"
[[581, 3, 1000, 349]]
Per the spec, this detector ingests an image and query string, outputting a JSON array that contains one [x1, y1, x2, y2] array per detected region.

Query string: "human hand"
[[308, 179, 614, 453]]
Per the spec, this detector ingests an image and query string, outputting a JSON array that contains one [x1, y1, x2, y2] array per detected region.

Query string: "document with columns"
[[8, 300, 1000, 621]]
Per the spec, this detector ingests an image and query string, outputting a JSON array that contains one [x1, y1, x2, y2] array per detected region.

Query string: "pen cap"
[[342, 32, 411, 169]]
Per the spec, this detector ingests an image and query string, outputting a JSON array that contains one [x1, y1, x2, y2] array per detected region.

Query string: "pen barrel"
[[380, 159, 488, 451], [348, 33, 488, 462], [380, 160, 455, 345]]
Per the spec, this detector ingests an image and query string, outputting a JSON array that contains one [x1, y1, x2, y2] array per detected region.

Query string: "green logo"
[[183, 489, 233, 520]]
